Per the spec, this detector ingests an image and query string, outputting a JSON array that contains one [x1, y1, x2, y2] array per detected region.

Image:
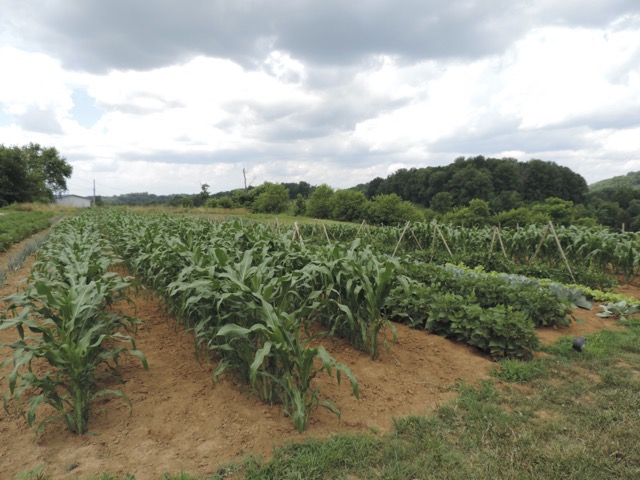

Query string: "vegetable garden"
[[2, 208, 639, 468]]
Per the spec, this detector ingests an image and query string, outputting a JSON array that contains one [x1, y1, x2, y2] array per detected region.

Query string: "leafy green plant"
[[0, 209, 54, 251], [2, 279, 146, 434], [97, 211, 358, 432], [304, 241, 399, 359], [0, 216, 147, 434], [385, 278, 539, 360], [215, 299, 358, 433], [597, 301, 640, 321]]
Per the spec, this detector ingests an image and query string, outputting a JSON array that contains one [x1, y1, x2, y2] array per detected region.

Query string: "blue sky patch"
[[71, 89, 103, 127], [0, 108, 12, 127]]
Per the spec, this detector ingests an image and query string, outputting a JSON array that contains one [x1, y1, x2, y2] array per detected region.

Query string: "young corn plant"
[[214, 295, 358, 433], [1, 216, 147, 434], [304, 241, 399, 359], [1, 276, 147, 434]]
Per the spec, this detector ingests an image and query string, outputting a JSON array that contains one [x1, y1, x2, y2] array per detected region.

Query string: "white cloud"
[[1, 3, 639, 195], [0, 47, 71, 117], [498, 26, 640, 129]]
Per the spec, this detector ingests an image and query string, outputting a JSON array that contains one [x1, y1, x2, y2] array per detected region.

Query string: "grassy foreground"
[[18, 318, 640, 480]]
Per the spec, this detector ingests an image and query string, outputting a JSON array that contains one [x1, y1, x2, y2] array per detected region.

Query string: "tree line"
[[0, 144, 73, 206], [39, 149, 640, 231], [354, 156, 588, 211]]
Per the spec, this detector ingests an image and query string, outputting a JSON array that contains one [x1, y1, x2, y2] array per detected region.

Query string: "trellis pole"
[[489, 226, 508, 258], [548, 221, 576, 283], [293, 222, 305, 246], [392, 221, 411, 257], [433, 221, 453, 256]]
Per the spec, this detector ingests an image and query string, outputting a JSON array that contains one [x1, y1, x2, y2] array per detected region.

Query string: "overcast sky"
[[1, 1, 640, 197]]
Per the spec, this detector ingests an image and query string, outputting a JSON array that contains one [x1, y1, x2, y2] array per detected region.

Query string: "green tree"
[[204, 197, 219, 208], [0, 143, 72, 205], [252, 183, 290, 213], [0, 146, 30, 206], [282, 181, 312, 199], [194, 183, 210, 207], [595, 201, 626, 228], [293, 194, 306, 216], [446, 166, 494, 205], [490, 190, 522, 212], [430, 191, 453, 214], [365, 193, 421, 225], [233, 186, 262, 207], [530, 197, 576, 225], [444, 199, 492, 226], [365, 177, 384, 199], [307, 184, 335, 218], [21, 143, 73, 201], [219, 196, 234, 208], [331, 190, 367, 222]]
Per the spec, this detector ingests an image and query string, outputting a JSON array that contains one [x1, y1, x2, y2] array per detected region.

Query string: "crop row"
[[98, 211, 372, 432], [0, 209, 55, 251], [0, 216, 146, 434], [298, 221, 639, 284], [101, 212, 576, 369], [383, 261, 589, 359]]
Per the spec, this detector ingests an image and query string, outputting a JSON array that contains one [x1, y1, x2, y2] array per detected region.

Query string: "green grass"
[[0, 207, 55, 251], [126, 205, 350, 226], [224, 324, 640, 479]]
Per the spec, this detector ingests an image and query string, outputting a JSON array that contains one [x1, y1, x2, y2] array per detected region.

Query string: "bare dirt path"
[[0, 247, 635, 479]]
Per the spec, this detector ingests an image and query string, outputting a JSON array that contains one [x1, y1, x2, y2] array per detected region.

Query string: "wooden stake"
[[489, 227, 497, 254], [435, 222, 453, 256], [393, 221, 411, 257], [356, 219, 367, 238], [323, 224, 331, 244], [530, 223, 550, 263], [293, 222, 304, 246], [410, 227, 423, 250], [496, 227, 508, 258], [489, 226, 507, 258], [548, 221, 576, 283]]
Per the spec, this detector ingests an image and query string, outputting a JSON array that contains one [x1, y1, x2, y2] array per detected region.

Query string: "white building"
[[55, 195, 92, 208]]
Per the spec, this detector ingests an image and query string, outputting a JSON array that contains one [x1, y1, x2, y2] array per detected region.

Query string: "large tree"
[[307, 183, 335, 219], [331, 189, 368, 222], [0, 143, 72, 205], [0, 146, 31, 205], [252, 182, 290, 213]]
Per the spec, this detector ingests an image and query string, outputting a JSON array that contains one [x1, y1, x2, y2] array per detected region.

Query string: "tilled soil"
[[0, 243, 630, 480]]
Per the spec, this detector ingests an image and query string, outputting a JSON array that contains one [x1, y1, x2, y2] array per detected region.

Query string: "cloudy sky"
[[1, 1, 640, 197]]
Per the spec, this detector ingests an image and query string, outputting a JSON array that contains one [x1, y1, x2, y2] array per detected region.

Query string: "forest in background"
[[98, 156, 640, 231], [3, 143, 638, 231]]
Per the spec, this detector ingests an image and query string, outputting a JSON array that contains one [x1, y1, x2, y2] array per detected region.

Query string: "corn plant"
[[96, 211, 358, 432], [214, 296, 358, 433], [0, 216, 147, 434], [304, 240, 399, 359]]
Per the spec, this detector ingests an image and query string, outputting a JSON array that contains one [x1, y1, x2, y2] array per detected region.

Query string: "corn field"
[[2, 209, 637, 433]]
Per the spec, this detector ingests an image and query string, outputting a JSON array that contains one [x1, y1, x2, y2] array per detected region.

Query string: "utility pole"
[[93, 179, 96, 206]]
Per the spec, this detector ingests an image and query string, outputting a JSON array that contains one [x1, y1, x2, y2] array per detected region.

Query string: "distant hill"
[[589, 172, 640, 192], [354, 156, 588, 211], [100, 192, 178, 205]]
